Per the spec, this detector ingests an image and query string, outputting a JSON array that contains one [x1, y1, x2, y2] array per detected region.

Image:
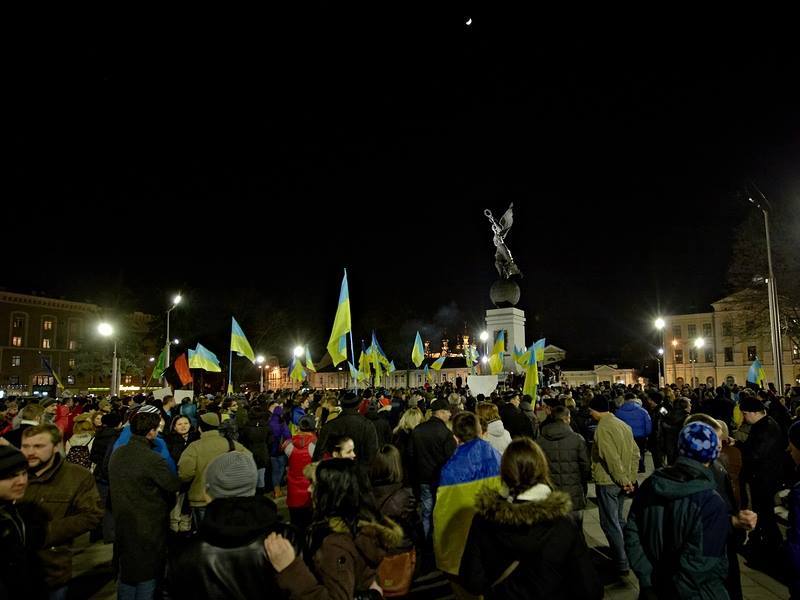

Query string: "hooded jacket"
[[483, 419, 512, 455], [460, 485, 602, 600], [276, 517, 403, 600], [537, 421, 590, 510], [269, 407, 292, 457], [169, 495, 287, 600], [615, 401, 652, 439], [312, 408, 379, 464], [624, 457, 730, 599]]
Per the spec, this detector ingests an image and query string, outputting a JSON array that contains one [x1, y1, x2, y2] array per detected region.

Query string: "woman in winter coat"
[[284, 415, 317, 532], [477, 402, 512, 455], [369, 444, 420, 548], [265, 458, 402, 600], [391, 407, 423, 484], [240, 406, 274, 496], [459, 438, 602, 600], [64, 413, 96, 469], [166, 416, 201, 465], [268, 404, 291, 498]]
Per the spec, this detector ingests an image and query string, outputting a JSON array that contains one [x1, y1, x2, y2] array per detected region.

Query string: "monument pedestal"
[[486, 307, 526, 373]]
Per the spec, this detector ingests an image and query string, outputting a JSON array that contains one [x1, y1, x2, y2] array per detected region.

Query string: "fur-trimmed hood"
[[325, 516, 405, 568], [475, 485, 573, 526]]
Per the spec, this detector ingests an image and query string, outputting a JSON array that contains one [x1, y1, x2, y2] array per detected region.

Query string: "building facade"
[[560, 364, 639, 387], [661, 290, 800, 388]]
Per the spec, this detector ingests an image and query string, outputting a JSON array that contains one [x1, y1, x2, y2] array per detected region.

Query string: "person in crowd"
[[660, 397, 691, 464], [624, 422, 731, 599], [365, 399, 392, 446], [239, 404, 273, 497], [459, 437, 602, 599], [315, 394, 341, 429], [21, 424, 103, 599], [268, 403, 291, 498], [178, 412, 249, 524], [166, 415, 201, 465], [2, 403, 43, 449], [391, 407, 423, 483], [409, 398, 457, 544], [0, 445, 49, 600], [499, 391, 536, 439], [433, 412, 502, 589], [313, 392, 379, 465], [329, 435, 356, 459], [169, 451, 288, 600], [785, 420, 800, 599], [738, 395, 786, 568], [369, 444, 419, 547], [589, 394, 639, 578], [285, 415, 317, 532], [64, 413, 95, 469], [537, 405, 591, 529], [518, 394, 540, 440], [476, 401, 512, 455], [290, 392, 311, 433], [265, 458, 402, 598], [645, 390, 670, 470], [113, 405, 176, 473], [109, 411, 180, 600], [616, 392, 652, 473]]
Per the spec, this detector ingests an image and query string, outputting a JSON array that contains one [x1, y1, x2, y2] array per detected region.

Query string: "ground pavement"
[[72, 456, 790, 599]]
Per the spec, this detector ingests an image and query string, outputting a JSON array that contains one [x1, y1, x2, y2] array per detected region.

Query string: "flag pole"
[[345, 268, 358, 394], [228, 347, 233, 395]]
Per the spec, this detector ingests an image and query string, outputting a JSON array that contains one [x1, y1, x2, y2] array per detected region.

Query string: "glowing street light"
[[97, 322, 118, 396], [293, 346, 304, 358], [97, 323, 113, 337], [654, 318, 665, 330], [691, 337, 705, 388], [166, 293, 183, 373], [479, 331, 489, 342], [172, 338, 180, 345]]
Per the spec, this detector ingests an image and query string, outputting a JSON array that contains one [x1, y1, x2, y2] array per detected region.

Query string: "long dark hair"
[[306, 459, 381, 557]]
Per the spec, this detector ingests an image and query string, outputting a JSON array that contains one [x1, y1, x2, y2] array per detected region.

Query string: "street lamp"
[[165, 293, 183, 374], [97, 322, 118, 396], [654, 318, 666, 386], [293, 346, 304, 358], [692, 337, 705, 388], [748, 189, 784, 393], [256, 355, 265, 393], [479, 330, 489, 358]]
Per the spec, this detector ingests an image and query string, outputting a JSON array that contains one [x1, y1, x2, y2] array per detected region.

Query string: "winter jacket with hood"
[[365, 408, 392, 446], [276, 516, 403, 600], [408, 415, 457, 487], [269, 406, 292, 457], [483, 419, 512, 455], [286, 432, 316, 509], [460, 485, 602, 600], [178, 430, 249, 507], [624, 457, 730, 599], [660, 406, 690, 464], [537, 421, 590, 510], [615, 401, 652, 439], [169, 495, 288, 600], [591, 413, 639, 487]]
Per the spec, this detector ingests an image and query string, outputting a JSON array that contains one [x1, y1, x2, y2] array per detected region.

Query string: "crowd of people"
[[0, 378, 798, 599]]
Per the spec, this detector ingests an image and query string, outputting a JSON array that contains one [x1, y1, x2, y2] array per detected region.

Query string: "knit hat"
[[739, 397, 765, 413], [678, 422, 720, 464], [200, 412, 220, 428], [205, 451, 257, 499], [0, 446, 28, 479], [589, 395, 610, 413], [135, 404, 160, 416], [298, 415, 316, 432], [789, 421, 800, 450], [340, 392, 360, 408]]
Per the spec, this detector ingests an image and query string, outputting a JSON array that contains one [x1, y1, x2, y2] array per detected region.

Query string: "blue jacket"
[[112, 424, 177, 474], [616, 401, 652, 439]]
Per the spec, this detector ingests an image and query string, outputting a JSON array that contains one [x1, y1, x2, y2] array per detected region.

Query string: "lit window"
[[747, 346, 757, 361], [43, 320, 53, 331], [69, 340, 78, 350], [12, 336, 22, 347], [68, 358, 76, 369], [124, 375, 132, 385], [11, 356, 21, 367], [689, 348, 697, 362], [703, 323, 712, 338], [12, 317, 24, 329], [674, 349, 683, 364], [42, 339, 51, 349]]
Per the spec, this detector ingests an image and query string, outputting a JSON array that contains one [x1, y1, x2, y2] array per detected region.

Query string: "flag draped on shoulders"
[[230, 317, 255, 363], [326, 271, 351, 366], [433, 439, 502, 575]]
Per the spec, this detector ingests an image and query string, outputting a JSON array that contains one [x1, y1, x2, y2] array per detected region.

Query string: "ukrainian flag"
[[488, 352, 503, 375], [412, 331, 425, 368], [433, 439, 502, 575], [533, 337, 546, 362], [492, 330, 505, 355], [747, 358, 767, 389], [290, 357, 306, 382], [522, 346, 539, 398], [424, 364, 433, 382], [431, 356, 446, 371], [326, 271, 352, 366], [305, 346, 316, 372], [348, 361, 359, 381], [188, 343, 222, 372], [387, 360, 396, 374], [230, 317, 255, 363]]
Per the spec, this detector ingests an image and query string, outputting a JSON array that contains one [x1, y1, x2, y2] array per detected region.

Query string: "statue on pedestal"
[[485, 204, 522, 280]]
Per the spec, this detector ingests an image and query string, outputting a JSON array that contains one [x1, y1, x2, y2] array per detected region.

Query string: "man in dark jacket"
[[537, 406, 590, 527], [169, 451, 288, 600], [110, 411, 180, 599], [498, 392, 535, 439], [21, 424, 103, 598], [660, 397, 691, 465], [624, 422, 730, 599], [738, 396, 786, 567], [0, 445, 48, 600], [645, 391, 670, 469], [519, 394, 540, 440], [409, 398, 457, 543], [312, 392, 378, 464]]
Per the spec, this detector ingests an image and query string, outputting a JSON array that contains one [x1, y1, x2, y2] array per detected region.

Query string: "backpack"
[[66, 441, 93, 469]]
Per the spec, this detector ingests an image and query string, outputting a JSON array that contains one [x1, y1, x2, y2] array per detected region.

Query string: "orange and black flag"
[[163, 353, 193, 389]]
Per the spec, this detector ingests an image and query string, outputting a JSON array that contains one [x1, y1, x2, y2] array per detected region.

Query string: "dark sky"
[[8, 9, 800, 365]]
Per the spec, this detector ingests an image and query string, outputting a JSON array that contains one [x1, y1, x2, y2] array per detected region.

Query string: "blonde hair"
[[393, 407, 423, 434], [72, 413, 96, 435], [476, 402, 500, 423]]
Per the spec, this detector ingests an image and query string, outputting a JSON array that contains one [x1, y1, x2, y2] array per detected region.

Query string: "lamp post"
[[165, 294, 182, 372], [654, 318, 666, 386], [256, 355, 265, 393], [748, 190, 784, 394], [98, 322, 118, 396], [692, 337, 705, 389]]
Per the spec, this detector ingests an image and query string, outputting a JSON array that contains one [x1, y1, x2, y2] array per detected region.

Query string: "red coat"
[[287, 433, 316, 509]]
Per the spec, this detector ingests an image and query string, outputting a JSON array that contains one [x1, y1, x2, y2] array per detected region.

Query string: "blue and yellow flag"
[[746, 358, 767, 388], [492, 330, 505, 355], [326, 271, 352, 366], [424, 364, 433, 382], [41, 355, 64, 391], [433, 439, 502, 575], [488, 352, 504, 375], [533, 338, 546, 362], [412, 331, 425, 368], [371, 331, 391, 367], [348, 361, 359, 381], [522, 345, 539, 398], [431, 356, 446, 371], [387, 360, 396, 374], [290, 357, 306, 382], [304, 345, 316, 372], [358, 348, 371, 382], [230, 317, 255, 363], [188, 343, 222, 372]]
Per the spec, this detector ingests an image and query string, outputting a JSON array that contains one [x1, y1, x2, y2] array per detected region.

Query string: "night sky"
[[8, 10, 800, 367]]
